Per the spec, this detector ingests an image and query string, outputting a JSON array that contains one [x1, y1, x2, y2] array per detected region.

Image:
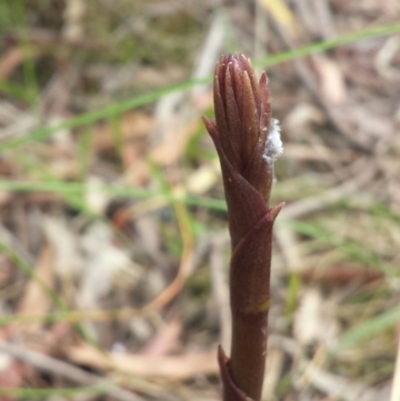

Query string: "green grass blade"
[[258, 22, 400, 67], [0, 180, 228, 211], [283, 219, 387, 273], [0, 241, 100, 348], [0, 242, 66, 310], [338, 307, 400, 349], [0, 78, 206, 152], [1, 22, 400, 152], [0, 80, 36, 103]]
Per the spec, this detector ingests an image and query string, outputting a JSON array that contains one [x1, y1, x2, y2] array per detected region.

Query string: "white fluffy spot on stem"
[[263, 118, 283, 164]]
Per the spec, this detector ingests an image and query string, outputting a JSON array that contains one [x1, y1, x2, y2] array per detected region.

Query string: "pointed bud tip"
[[202, 116, 218, 138], [217, 345, 228, 365], [259, 72, 267, 85], [269, 202, 285, 222]]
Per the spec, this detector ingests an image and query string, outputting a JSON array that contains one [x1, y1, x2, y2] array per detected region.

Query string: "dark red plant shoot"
[[203, 54, 284, 401]]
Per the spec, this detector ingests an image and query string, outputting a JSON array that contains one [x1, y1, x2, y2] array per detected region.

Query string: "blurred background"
[[0, 0, 400, 400]]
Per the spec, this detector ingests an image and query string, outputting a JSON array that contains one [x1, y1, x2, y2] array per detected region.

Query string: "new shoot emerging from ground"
[[203, 54, 284, 401]]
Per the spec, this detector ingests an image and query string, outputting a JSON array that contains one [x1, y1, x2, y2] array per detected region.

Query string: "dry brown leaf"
[[0, 355, 23, 399], [16, 244, 55, 331], [0, 47, 25, 80], [141, 318, 182, 356], [132, 66, 185, 89], [294, 288, 339, 347], [150, 120, 199, 166], [123, 159, 150, 186], [121, 142, 139, 168], [79, 222, 137, 310], [300, 358, 388, 401], [258, 0, 300, 40], [62, 0, 85, 41], [301, 266, 383, 286], [92, 112, 156, 152], [284, 103, 326, 139], [43, 217, 83, 281], [279, 144, 335, 162], [121, 112, 156, 140], [133, 214, 168, 269], [313, 55, 348, 105], [84, 176, 111, 215], [262, 348, 284, 399], [67, 343, 218, 380], [185, 161, 220, 195]]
